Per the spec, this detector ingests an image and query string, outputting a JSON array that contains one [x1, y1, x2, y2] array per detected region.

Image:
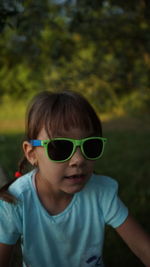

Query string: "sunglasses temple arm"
[[30, 140, 42, 146]]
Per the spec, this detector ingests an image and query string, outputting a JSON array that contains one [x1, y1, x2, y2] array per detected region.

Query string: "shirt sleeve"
[[100, 177, 129, 228], [0, 199, 22, 245]]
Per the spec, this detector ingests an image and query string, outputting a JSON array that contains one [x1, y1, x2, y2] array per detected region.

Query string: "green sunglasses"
[[30, 136, 107, 162]]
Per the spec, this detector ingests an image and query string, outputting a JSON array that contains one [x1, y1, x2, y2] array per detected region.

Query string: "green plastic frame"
[[30, 136, 107, 162]]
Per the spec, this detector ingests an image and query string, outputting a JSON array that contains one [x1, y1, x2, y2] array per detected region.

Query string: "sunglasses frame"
[[30, 136, 107, 162]]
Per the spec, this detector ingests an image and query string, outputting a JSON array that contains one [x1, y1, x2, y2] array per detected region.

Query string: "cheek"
[[36, 150, 67, 175], [35, 149, 51, 173], [88, 161, 96, 171]]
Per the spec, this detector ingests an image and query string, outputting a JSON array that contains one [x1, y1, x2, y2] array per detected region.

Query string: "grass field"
[[98, 116, 150, 266], [0, 112, 150, 266]]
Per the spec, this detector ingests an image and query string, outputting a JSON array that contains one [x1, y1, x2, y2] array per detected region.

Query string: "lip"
[[64, 173, 85, 178], [64, 174, 86, 183]]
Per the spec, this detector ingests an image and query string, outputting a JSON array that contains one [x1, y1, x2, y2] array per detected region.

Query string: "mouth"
[[64, 174, 86, 183]]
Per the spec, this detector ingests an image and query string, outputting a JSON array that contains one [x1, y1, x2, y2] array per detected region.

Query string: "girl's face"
[[33, 127, 96, 197]]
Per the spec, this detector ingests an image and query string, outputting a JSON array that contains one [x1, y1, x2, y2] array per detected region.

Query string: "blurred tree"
[[0, 0, 24, 32], [0, 0, 150, 112]]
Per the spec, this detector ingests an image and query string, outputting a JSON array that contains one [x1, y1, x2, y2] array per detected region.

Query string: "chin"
[[65, 184, 87, 195]]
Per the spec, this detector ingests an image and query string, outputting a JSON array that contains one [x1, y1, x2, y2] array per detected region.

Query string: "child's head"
[[21, 90, 104, 196], [19, 90, 106, 178], [25, 90, 102, 141]]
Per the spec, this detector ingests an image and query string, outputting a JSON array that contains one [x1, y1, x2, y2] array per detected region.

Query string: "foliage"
[[0, 0, 24, 32], [0, 0, 150, 112]]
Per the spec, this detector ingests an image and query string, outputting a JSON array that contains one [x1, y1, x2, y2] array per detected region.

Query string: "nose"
[[69, 147, 85, 166]]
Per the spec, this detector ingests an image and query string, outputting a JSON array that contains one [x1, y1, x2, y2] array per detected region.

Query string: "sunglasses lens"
[[83, 138, 103, 159], [47, 140, 73, 161]]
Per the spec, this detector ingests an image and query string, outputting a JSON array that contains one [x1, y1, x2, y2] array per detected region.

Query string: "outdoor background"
[[0, 0, 150, 266]]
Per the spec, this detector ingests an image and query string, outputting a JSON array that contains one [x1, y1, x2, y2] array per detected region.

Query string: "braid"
[[18, 156, 29, 175], [0, 183, 17, 203], [0, 156, 30, 204], [0, 173, 18, 203]]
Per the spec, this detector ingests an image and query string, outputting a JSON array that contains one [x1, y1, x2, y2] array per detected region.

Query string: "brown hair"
[[25, 90, 102, 140], [0, 90, 102, 203]]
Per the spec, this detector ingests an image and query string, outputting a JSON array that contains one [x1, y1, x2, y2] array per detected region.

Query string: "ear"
[[23, 141, 37, 166]]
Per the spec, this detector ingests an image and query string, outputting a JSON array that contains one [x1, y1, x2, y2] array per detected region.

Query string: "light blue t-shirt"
[[0, 171, 128, 267]]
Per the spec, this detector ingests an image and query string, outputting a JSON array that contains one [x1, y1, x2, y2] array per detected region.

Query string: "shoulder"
[[86, 173, 118, 193], [79, 174, 128, 228], [81, 173, 119, 205], [8, 170, 35, 200], [83, 173, 120, 206]]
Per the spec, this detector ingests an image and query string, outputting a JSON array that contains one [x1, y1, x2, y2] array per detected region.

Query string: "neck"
[[34, 172, 73, 215]]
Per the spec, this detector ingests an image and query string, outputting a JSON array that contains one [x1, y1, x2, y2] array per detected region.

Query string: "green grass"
[[0, 115, 150, 266], [94, 129, 150, 266], [0, 96, 26, 134]]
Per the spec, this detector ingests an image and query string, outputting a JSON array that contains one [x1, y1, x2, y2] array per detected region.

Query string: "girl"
[[0, 90, 150, 267]]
